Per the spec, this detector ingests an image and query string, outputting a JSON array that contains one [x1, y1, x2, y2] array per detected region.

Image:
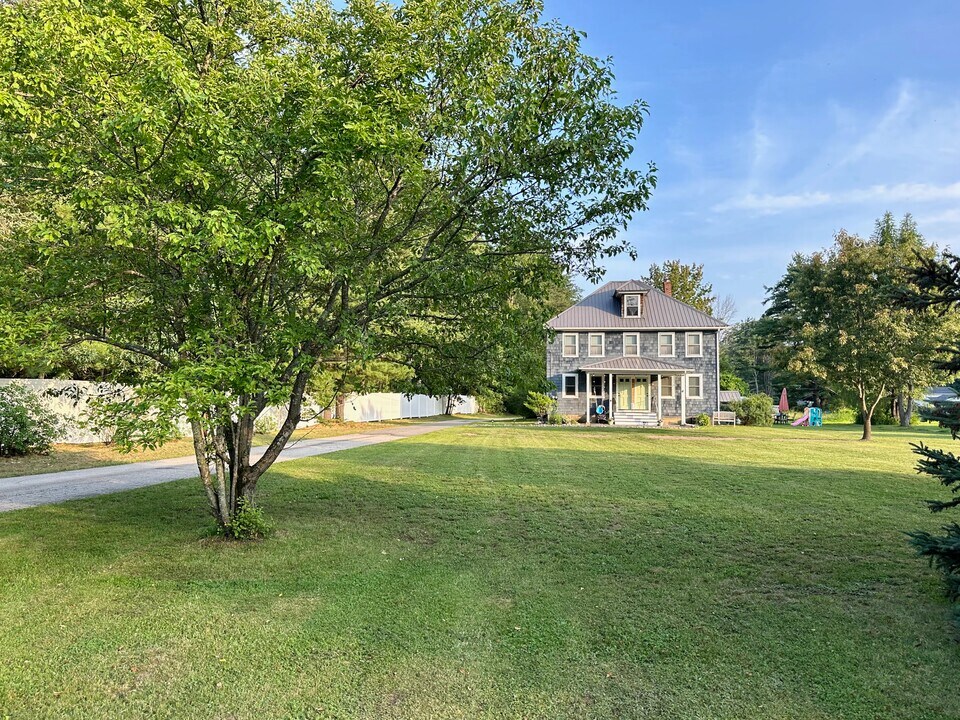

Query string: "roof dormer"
[[614, 280, 650, 318]]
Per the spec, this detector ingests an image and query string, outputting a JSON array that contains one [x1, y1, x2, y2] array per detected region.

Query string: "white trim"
[[622, 294, 641, 318], [685, 331, 703, 358], [686, 374, 703, 399], [562, 373, 579, 398], [586, 372, 591, 425], [656, 375, 662, 420], [561, 333, 579, 357], [657, 332, 675, 357], [660, 374, 676, 399], [623, 332, 640, 356], [587, 332, 605, 357], [715, 335, 721, 411]]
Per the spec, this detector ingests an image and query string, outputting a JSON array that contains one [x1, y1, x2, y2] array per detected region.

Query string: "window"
[[687, 374, 703, 399], [659, 375, 675, 398], [563, 374, 579, 398], [590, 375, 604, 397], [685, 332, 703, 357], [623, 295, 640, 317], [658, 332, 675, 357], [588, 333, 605, 357], [623, 333, 639, 356], [562, 333, 578, 357]]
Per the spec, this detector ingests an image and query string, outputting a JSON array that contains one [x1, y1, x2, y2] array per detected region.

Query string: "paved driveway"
[[0, 419, 479, 512]]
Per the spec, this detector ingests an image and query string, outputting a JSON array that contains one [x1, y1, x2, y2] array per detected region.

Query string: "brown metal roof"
[[579, 355, 691, 372], [548, 280, 727, 330]]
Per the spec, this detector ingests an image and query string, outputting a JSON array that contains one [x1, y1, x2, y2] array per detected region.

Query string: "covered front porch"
[[579, 356, 690, 427]]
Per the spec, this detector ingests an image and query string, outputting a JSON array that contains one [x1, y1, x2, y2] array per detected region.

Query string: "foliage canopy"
[[0, 0, 654, 530]]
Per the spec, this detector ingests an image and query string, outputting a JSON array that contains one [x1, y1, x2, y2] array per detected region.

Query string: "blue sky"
[[543, 0, 960, 319]]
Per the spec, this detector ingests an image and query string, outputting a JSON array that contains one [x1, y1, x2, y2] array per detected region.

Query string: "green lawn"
[[1, 422, 958, 719]]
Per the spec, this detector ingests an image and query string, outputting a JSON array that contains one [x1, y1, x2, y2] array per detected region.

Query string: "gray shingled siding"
[[546, 331, 718, 421]]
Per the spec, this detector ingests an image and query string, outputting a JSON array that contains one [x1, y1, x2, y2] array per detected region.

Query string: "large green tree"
[[646, 259, 715, 314], [0, 0, 655, 533], [763, 219, 947, 440]]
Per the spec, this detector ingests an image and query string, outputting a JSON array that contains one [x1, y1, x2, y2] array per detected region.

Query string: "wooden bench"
[[712, 411, 737, 425]]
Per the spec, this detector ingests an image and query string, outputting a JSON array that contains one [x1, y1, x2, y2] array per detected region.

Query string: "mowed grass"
[[1, 422, 958, 719]]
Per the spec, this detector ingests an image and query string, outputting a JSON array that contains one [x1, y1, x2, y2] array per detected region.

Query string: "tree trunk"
[[899, 383, 914, 427], [859, 387, 885, 441], [190, 367, 314, 536]]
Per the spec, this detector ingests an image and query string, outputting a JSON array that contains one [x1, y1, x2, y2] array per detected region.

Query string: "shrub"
[[254, 415, 279, 436], [729, 393, 774, 426], [547, 410, 566, 425], [695, 413, 710, 427], [0, 383, 65, 456], [824, 406, 856, 424], [524, 391, 556, 419], [475, 389, 505, 414], [219, 498, 272, 540], [719, 372, 749, 396]]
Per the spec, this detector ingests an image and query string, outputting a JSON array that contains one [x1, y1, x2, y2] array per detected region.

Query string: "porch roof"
[[578, 355, 690, 373]]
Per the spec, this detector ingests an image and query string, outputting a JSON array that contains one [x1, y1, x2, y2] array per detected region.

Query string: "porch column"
[[680, 373, 687, 426], [609, 373, 614, 423], [586, 372, 591, 425], [656, 374, 662, 421]]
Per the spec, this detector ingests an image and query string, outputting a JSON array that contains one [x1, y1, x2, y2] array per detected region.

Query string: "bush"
[[219, 498, 272, 540], [524, 391, 556, 419], [547, 410, 566, 425], [475, 389, 505, 414], [695, 413, 710, 427], [719, 372, 749, 396], [254, 415, 279, 436], [0, 383, 64, 456], [824, 406, 856, 424], [729, 393, 774, 426]]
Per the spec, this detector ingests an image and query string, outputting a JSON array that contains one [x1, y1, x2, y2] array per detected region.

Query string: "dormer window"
[[623, 294, 640, 317]]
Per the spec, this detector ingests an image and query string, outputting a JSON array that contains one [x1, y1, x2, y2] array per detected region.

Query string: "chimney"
[[663, 279, 672, 297]]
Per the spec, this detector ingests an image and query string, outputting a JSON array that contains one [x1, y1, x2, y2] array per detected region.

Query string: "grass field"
[[1, 421, 958, 719]]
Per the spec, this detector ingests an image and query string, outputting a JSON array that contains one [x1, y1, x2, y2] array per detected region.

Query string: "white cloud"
[[714, 181, 960, 214]]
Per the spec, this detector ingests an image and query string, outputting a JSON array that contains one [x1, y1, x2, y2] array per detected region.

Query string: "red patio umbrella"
[[778, 387, 789, 414]]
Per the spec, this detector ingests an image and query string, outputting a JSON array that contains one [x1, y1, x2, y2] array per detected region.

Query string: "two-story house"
[[546, 279, 726, 426]]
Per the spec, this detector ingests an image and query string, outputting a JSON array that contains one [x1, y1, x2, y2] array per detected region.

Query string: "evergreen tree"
[[899, 253, 960, 618]]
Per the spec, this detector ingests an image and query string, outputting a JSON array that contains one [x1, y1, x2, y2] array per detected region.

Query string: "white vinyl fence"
[[341, 393, 477, 422], [0, 379, 477, 445]]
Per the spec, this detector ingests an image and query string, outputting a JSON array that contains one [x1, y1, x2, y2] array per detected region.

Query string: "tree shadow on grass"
[[1, 440, 959, 719]]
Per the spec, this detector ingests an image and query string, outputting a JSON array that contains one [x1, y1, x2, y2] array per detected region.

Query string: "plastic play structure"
[[791, 407, 823, 427]]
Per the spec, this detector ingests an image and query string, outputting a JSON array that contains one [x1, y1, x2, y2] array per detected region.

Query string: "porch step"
[[613, 410, 659, 427]]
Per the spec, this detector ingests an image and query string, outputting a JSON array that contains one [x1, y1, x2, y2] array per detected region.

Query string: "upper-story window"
[[562, 333, 579, 357], [588, 333, 605, 357], [622, 295, 640, 317], [658, 332, 675, 357], [624, 333, 639, 356], [685, 332, 703, 357]]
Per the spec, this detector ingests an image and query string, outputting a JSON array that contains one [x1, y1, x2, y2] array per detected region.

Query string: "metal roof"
[[613, 279, 652, 295], [579, 355, 691, 372], [719, 390, 744, 403], [548, 280, 727, 330]]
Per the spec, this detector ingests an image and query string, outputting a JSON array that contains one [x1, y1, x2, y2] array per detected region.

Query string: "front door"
[[616, 376, 650, 411]]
